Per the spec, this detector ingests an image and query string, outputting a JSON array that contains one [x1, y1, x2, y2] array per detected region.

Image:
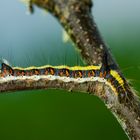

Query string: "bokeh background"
[[0, 0, 140, 140]]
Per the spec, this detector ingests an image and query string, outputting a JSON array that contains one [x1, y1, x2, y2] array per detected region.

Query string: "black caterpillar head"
[[1, 62, 14, 77]]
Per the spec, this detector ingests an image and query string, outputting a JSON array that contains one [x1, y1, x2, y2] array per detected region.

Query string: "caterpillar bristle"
[[20, 0, 34, 14], [0, 58, 11, 66], [121, 66, 135, 72]]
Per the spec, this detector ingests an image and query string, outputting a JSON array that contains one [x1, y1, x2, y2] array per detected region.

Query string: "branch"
[[31, 0, 118, 69], [0, 0, 140, 139]]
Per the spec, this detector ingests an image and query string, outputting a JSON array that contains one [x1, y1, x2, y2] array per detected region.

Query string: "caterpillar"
[[0, 59, 128, 99]]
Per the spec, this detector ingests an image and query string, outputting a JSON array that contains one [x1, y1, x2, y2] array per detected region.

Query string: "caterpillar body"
[[0, 60, 129, 99]]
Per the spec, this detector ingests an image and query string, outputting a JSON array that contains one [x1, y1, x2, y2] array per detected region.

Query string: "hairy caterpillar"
[[0, 59, 128, 100]]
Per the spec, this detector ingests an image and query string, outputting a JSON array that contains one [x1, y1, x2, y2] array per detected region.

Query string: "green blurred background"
[[0, 0, 140, 140]]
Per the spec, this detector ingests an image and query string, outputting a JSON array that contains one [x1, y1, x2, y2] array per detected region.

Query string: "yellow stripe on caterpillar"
[[13, 65, 101, 71], [110, 70, 124, 86]]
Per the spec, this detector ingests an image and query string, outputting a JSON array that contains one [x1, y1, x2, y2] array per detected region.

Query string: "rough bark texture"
[[0, 0, 140, 140], [31, 0, 118, 69]]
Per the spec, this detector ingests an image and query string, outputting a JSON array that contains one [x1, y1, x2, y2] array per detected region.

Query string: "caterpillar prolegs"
[[0, 59, 129, 100]]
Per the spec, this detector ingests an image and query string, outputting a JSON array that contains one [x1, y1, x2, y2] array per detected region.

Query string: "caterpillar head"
[[0, 59, 14, 77]]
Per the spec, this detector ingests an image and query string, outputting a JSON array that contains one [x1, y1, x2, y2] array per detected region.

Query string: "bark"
[[0, 0, 140, 139]]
